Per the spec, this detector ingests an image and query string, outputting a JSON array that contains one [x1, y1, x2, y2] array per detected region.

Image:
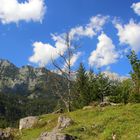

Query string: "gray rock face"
[[0, 59, 63, 95], [56, 116, 74, 130], [19, 116, 38, 130], [38, 132, 76, 140], [83, 106, 93, 110], [0, 129, 13, 140], [99, 102, 111, 107], [38, 116, 75, 140]]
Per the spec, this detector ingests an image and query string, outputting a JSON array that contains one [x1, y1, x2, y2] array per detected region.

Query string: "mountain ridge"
[[0, 59, 63, 95]]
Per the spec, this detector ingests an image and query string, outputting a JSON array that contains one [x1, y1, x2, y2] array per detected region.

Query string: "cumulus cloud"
[[63, 52, 82, 70], [29, 34, 67, 67], [88, 33, 119, 68], [69, 52, 82, 67], [0, 0, 46, 24], [131, 2, 140, 16], [29, 15, 108, 67], [115, 19, 140, 52], [70, 15, 109, 39], [29, 35, 82, 68]]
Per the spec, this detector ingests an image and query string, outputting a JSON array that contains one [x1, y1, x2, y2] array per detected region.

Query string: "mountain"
[[0, 59, 67, 128], [0, 59, 64, 96]]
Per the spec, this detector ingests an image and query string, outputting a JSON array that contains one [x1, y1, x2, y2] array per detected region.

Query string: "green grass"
[[16, 104, 140, 140]]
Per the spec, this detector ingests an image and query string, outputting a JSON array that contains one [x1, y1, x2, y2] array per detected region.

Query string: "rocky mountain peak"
[[0, 59, 16, 68], [0, 59, 62, 95], [0, 59, 18, 78]]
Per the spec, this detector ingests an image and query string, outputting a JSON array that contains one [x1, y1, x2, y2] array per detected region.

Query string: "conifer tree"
[[128, 50, 140, 102], [73, 63, 89, 108], [96, 72, 111, 102]]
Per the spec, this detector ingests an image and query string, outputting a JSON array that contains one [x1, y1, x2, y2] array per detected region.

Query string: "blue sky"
[[0, 0, 140, 76]]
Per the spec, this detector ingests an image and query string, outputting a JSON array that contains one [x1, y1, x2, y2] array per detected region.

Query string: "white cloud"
[[63, 52, 82, 69], [88, 33, 119, 68], [0, 0, 46, 24], [29, 34, 67, 67], [115, 19, 140, 52], [29, 36, 81, 68], [131, 2, 140, 16], [69, 52, 82, 67], [70, 15, 109, 39], [29, 42, 56, 67], [29, 15, 108, 67]]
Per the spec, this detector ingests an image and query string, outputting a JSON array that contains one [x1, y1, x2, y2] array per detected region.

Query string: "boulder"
[[19, 116, 38, 130], [112, 133, 117, 140], [37, 116, 75, 140], [110, 103, 121, 106], [99, 102, 111, 107], [56, 116, 74, 130], [83, 106, 93, 110], [0, 129, 13, 140], [37, 132, 76, 140]]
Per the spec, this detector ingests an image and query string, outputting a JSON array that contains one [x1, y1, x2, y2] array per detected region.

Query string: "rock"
[[99, 102, 111, 107], [110, 103, 121, 106], [38, 132, 77, 140], [112, 133, 117, 140], [19, 116, 38, 130], [56, 116, 74, 130], [0, 129, 13, 140], [0, 59, 66, 95], [37, 116, 76, 140], [137, 135, 140, 139], [83, 106, 93, 110]]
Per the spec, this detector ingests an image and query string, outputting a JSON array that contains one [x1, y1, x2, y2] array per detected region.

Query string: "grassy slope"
[[16, 104, 140, 140]]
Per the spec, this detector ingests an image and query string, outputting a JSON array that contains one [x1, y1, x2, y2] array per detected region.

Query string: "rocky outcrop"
[[0, 128, 14, 140], [38, 116, 75, 140], [99, 102, 111, 107], [55, 116, 73, 130], [0, 59, 65, 95], [0, 60, 48, 94], [38, 132, 76, 140], [83, 106, 93, 110], [19, 116, 38, 130]]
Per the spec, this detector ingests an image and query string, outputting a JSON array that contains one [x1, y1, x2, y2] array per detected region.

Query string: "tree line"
[[51, 33, 140, 111]]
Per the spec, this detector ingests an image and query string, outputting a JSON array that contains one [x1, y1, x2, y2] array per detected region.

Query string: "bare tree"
[[51, 33, 79, 112]]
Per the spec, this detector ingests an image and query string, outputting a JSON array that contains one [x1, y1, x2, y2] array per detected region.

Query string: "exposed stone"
[[56, 116, 74, 130], [0, 129, 13, 140], [99, 102, 111, 107], [37, 132, 77, 140], [0, 59, 65, 95], [19, 116, 38, 130], [37, 115, 75, 140], [110, 103, 121, 106], [83, 106, 93, 110], [112, 133, 117, 140]]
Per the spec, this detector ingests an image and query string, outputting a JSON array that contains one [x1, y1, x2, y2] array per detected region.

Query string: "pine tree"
[[87, 69, 98, 101], [127, 50, 140, 102], [73, 63, 90, 108], [96, 72, 111, 102]]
